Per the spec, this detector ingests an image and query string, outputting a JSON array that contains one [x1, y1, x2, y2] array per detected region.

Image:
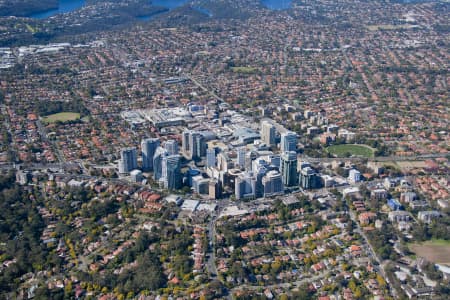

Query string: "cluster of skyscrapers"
[[118, 119, 323, 197], [182, 129, 207, 160], [119, 138, 182, 190]]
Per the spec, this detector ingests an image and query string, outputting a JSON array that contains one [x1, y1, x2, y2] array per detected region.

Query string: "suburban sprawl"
[[0, 0, 449, 299]]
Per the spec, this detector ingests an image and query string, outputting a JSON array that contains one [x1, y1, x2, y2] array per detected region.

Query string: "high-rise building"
[[162, 154, 182, 190], [281, 151, 298, 187], [299, 167, 322, 189], [251, 156, 264, 170], [192, 175, 210, 194], [245, 151, 259, 171], [141, 138, 160, 171], [153, 147, 168, 180], [280, 131, 297, 152], [164, 139, 178, 155], [268, 154, 281, 169], [235, 171, 256, 200], [237, 148, 246, 169], [262, 170, 284, 197], [206, 147, 216, 168], [209, 179, 221, 199], [130, 169, 143, 183], [189, 132, 206, 160], [261, 120, 276, 146], [217, 152, 231, 172], [118, 147, 137, 174], [182, 129, 191, 155], [254, 165, 268, 198]]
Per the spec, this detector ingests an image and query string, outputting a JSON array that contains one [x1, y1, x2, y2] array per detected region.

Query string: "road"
[[231, 269, 333, 292], [206, 214, 218, 277], [36, 119, 66, 163], [348, 209, 399, 298], [182, 73, 224, 103], [299, 152, 449, 163], [0, 104, 17, 162]]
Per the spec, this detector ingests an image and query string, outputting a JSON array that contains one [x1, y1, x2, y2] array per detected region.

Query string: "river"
[[29, 0, 85, 19], [29, 0, 291, 19]]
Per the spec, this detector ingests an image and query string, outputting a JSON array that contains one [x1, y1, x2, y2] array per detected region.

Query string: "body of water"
[[29, 0, 290, 20], [29, 0, 85, 19], [261, 0, 292, 10], [138, 0, 190, 21], [152, 0, 188, 9]]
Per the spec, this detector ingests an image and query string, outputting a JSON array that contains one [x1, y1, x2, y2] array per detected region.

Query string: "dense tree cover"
[[35, 99, 90, 117], [76, 226, 195, 296], [366, 223, 398, 260], [95, 250, 166, 295], [0, 172, 61, 297], [420, 260, 442, 281], [412, 216, 450, 241]]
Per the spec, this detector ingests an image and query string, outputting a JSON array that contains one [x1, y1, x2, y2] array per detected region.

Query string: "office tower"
[[280, 131, 297, 152], [192, 176, 210, 194], [118, 147, 137, 174], [254, 165, 267, 198], [237, 148, 246, 169], [261, 120, 276, 146], [217, 152, 231, 172], [189, 132, 206, 160], [245, 151, 259, 171], [235, 171, 256, 200], [300, 167, 322, 189], [268, 154, 281, 169], [262, 170, 284, 197], [281, 151, 298, 187], [164, 139, 178, 155], [252, 158, 269, 175], [153, 147, 168, 180], [130, 170, 143, 183], [209, 179, 221, 199], [182, 129, 191, 155], [141, 138, 159, 171], [206, 147, 216, 168], [162, 154, 182, 190]]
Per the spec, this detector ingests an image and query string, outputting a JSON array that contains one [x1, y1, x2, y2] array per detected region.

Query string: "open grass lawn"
[[366, 24, 420, 31], [409, 240, 450, 264], [326, 144, 375, 158], [42, 112, 80, 123]]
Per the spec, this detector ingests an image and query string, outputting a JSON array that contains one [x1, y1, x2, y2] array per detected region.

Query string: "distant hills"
[[0, 0, 58, 17]]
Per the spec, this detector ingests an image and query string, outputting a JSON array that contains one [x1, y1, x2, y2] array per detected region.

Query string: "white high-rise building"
[[348, 169, 361, 183], [153, 147, 168, 180], [262, 170, 284, 197], [280, 131, 297, 152], [261, 120, 276, 146]]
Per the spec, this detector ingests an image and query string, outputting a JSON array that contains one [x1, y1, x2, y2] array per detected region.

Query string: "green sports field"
[[42, 112, 81, 123], [326, 144, 375, 158]]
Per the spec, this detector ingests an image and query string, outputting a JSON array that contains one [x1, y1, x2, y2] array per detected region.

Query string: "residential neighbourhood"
[[0, 0, 448, 299]]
